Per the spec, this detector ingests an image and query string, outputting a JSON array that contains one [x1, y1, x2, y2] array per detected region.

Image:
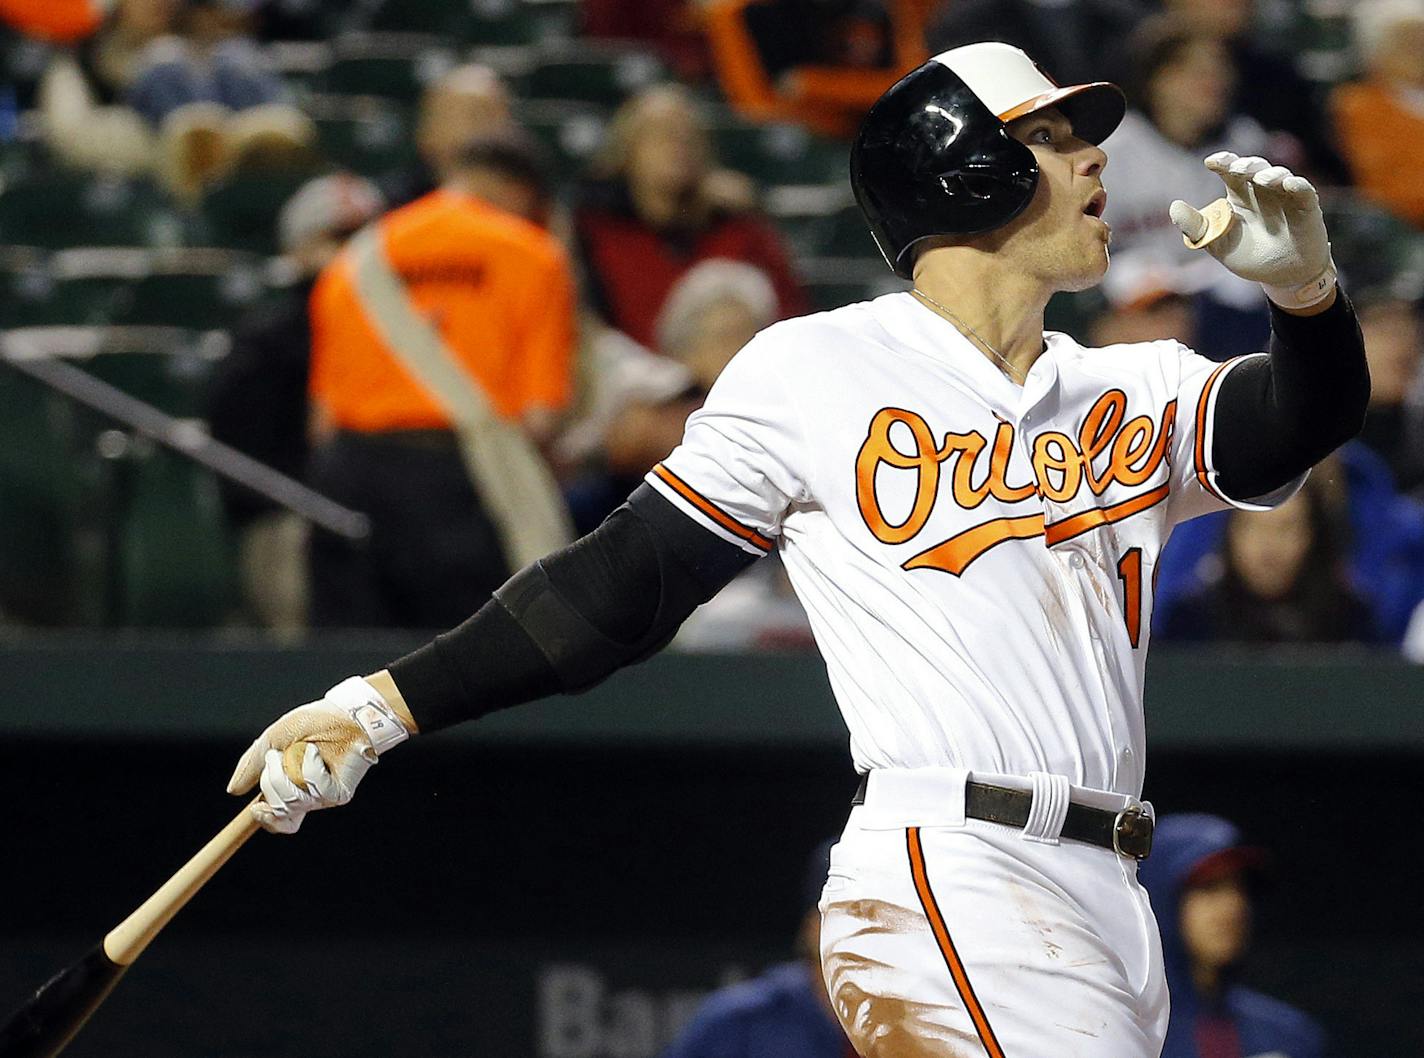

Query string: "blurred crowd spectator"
[[1, 0, 1423, 654], [1356, 292, 1424, 492], [36, 0, 177, 175], [1100, 14, 1275, 356], [573, 85, 805, 348], [702, 0, 931, 137], [380, 62, 512, 208], [1167, 0, 1345, 183], [1139, 814, 1327, 1058], [125, 0, 288, 127], [37, 0, 317, 199], [1331, 0, 1424, 229], [306, 130, 574, 628], [560, 257, 781, 532], [1159, 479, 1380, 645]]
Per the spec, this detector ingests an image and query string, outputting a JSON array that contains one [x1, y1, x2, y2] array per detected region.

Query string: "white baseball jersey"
[[647, 291, 1291, 799]]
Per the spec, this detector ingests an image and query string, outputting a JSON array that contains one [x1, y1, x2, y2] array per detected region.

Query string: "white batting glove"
[[227, 676, 410, 834], [1170, 152, 1337, 310]]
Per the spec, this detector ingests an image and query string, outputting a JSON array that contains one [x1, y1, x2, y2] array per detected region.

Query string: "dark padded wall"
[[5, 738, 1421, 1057]]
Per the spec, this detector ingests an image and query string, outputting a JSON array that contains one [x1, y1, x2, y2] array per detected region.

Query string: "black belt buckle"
[[1112, 805, 1154, 860]]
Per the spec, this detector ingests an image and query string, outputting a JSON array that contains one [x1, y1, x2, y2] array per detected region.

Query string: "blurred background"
[[0, 0, 1421, 1055]]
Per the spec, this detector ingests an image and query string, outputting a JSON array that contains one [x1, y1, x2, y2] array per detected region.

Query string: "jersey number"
[[1116, 548, 1144, 648]]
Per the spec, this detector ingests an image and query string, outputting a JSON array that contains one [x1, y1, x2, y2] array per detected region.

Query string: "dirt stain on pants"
[[822, 898, 979, 1058]]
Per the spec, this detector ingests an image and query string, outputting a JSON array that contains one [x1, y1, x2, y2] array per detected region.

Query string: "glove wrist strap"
[[327, 676, 410, 756], [1262, 258, 1337, 311]]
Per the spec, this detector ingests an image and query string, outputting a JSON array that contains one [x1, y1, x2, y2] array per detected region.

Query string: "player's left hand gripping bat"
[[0, 803, 260, 1058]]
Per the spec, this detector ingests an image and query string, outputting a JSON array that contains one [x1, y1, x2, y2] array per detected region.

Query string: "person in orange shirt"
[[307, 131, 577, 628], [1332, 1, 1424, 228], [0, 0, 104, 42], [700, 0, 932, 138]]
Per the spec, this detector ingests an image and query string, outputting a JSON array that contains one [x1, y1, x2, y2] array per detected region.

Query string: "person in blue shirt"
[[1139, 814, 1327, 1058], [661, 841, 855, 1058]]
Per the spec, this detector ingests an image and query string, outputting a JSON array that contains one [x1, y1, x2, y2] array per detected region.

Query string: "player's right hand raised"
[[227, 676, 411, 834], [1170, 152, 1336, 311]]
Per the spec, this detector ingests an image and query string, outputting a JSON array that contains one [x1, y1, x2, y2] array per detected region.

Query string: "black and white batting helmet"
[[851, 42, 1125, 278]]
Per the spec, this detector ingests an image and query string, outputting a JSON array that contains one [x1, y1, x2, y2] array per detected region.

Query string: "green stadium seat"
[[711, 121, 846, 188], [776, 202, 879, 260], [39, 275, 132, 325], [1045, 289, 1107, 345], [818, 207, 881, 258], [367, 0, 472, 36], [0, 325, 238, 626], [7, 249, 267, 330], [1293, 7, 1356, 83], [323, 33, 456, 103], [0, 134, 39, 183], [266, 40, 334, 95], [116, 446, 236, 628], [519, 45, 667, 106], [197, 172, 314, 254], [516, 99, 609, 170], [118, 251, 268, 330], [467, 0, 578, 46], [0, 174, 184, 250], [4, 324, 218, 416], [309, 94, 418, 176], [78, 331, 222, 419], [2, 249, 145, 327], [38, 248, 151, 326], [2, 253, 62, 326], [797, 256, 905, 311], [359, 0, 577, 43], [0, 359, 99, 624], [0, 27, 53, 109]]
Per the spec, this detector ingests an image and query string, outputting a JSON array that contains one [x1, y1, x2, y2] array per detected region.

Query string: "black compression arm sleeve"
[[385, 484, 759, 732], [1210, 291, 1370, 501]]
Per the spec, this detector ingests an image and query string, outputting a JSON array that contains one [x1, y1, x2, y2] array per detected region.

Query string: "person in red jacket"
[[573, 84, 807, 349]]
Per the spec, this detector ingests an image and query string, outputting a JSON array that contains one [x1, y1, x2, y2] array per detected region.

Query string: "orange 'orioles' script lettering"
[[855, 394, 1176, 576]]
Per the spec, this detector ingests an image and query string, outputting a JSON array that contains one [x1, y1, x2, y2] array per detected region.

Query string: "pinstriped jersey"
[[646, 292, 1292, 797]]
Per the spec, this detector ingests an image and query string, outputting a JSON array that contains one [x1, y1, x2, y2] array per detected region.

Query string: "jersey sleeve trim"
[[1193, 355, 1260, 503], [648, 462, 775, 554]]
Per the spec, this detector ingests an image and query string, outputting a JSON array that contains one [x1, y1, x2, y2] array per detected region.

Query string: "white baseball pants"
[[819, 767, 1168, 1058]]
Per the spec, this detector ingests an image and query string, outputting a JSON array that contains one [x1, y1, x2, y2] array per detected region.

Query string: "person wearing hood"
[[1138, 814, 1327, 1058]]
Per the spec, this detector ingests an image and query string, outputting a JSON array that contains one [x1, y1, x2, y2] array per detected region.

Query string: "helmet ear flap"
[[851, 62, 1040, 278]]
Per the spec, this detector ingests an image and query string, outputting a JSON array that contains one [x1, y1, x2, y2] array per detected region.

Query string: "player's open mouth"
[[1083, 190, 1107, 219]]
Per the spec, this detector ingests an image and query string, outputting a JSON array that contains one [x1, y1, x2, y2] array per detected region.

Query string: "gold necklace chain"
[[910, 287, 1026, 384]]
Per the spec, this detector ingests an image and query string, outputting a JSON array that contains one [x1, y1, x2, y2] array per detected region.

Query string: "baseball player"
[[229, 43, 1368, 1058]]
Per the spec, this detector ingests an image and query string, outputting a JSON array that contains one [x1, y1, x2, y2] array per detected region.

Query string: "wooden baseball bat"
[[0, 803, 260, 1058], [1181, 197, 1237, 250]]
